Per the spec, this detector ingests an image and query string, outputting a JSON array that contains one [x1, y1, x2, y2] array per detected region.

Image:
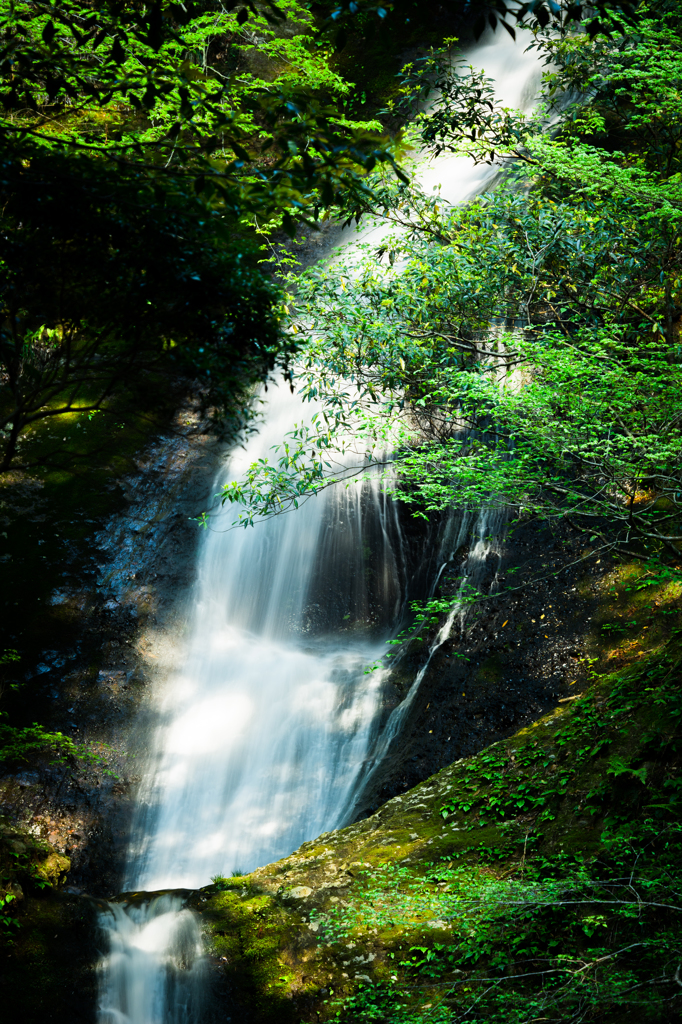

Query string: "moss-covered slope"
[[190, 560, 682, 1023]]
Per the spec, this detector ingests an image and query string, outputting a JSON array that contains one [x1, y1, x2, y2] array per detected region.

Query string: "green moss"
[[1, 820, 70, 898], [473, 653, 503, 685], [189, 557, 682, 1023]]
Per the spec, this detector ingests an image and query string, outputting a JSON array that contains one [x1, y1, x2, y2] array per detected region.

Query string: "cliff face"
[[350, 516, 607, 816], [0, 420, 594, 905]]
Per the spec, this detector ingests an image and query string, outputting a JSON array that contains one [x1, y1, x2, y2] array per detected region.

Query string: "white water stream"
[[96, 29, 541, 1024], [126, 388, 406, 892]]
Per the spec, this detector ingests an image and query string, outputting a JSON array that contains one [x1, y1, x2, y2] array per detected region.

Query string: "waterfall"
[[96, 28, 542, 1024], [125, 385, 406, 892], [97, 897, 205, 1024]]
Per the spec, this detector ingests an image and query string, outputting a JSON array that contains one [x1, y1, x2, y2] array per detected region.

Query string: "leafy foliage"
[[0, 0, 391, 220], [323, 0, 640, 44], [0, 0, 402, 473], [0, 719, 88, 767], [223, 5, 682, 567]]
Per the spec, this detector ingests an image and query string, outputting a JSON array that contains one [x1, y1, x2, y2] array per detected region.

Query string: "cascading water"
[[125, 386, 406, 893], [97, 390, 407, 1024], [97, 28, 542, 1024], [98, 897, 206, 1024], [353, 503, 509, 809]]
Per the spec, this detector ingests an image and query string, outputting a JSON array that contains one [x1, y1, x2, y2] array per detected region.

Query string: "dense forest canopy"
[[0, 0, 404, 474], [0, 0, 641, 475]]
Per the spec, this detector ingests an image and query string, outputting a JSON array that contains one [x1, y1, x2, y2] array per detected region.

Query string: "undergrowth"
[[310, 637, 682, 1023]]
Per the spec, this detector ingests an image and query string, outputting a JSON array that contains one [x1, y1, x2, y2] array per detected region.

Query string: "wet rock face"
[[0, 415, 224, 898], [352, 518, 610, 815]]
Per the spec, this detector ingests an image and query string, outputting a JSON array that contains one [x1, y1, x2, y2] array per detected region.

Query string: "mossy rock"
[[0, 821, 71, 895], [32, 849, 71, 887]]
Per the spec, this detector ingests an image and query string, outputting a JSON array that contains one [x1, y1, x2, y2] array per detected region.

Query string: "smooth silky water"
[[96, 30, 542, 1024], [127, 384, 406, 892]]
